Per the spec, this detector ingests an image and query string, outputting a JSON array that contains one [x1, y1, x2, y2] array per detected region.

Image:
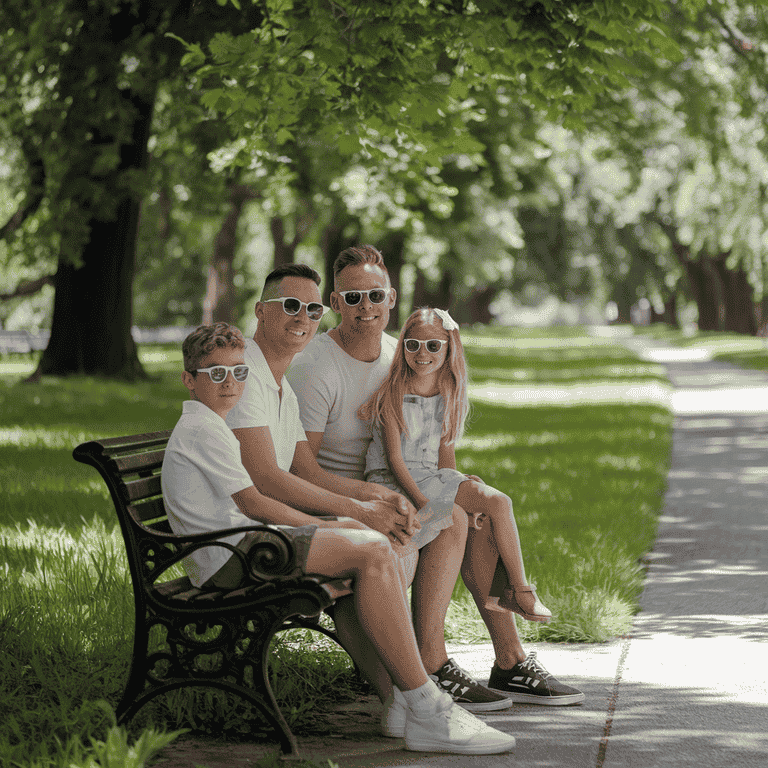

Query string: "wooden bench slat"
[[122, 475, 162, 502], [127, 497, 167, 524], [111, 450, 165, 474], [89, 430, 172, 453]]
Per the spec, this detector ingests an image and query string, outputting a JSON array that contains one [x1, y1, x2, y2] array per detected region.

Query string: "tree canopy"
[[1, 0, 726, 377]]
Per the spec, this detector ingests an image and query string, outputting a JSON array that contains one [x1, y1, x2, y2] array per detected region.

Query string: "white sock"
[[400, 680, 443, 717]]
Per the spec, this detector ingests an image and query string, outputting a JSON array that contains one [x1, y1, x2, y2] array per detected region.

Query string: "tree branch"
[[0, 275, 54, 301]]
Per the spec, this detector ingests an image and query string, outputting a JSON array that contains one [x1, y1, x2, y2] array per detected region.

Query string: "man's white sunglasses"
[[404, 338, 447, 354], [194, 365, 250, 383], [262, 297, 328, 321], [337, 289, 390, 306]]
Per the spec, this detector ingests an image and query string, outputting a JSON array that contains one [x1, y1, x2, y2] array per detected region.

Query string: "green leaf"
[[338, 134, 361, 155]]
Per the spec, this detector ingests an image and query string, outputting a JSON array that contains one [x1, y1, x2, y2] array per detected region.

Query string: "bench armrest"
[[142, 523, 304, 587]]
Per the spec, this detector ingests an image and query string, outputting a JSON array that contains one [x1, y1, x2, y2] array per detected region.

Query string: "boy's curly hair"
[[182, 323, 245, 375]]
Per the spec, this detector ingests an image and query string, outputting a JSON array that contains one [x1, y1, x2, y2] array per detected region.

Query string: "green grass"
[[0, 331, 674, 765], [629, 323, 768, 370], [462, 332, 668, 385]]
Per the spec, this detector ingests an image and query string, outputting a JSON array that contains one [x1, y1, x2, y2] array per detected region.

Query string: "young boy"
[[161, 321, 517, 755]]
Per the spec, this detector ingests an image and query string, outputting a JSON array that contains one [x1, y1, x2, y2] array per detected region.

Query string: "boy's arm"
[[231, 484, 365, 530], [234, 425, 415, 544]]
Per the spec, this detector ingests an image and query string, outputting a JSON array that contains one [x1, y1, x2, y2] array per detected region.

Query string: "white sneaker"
[[404, 695, 516, 754], [381, 690, 407, 738]]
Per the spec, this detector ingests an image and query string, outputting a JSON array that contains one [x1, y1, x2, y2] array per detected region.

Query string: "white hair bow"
[[434, 308, 458, 331]]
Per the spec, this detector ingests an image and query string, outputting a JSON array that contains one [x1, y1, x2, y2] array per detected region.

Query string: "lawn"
[[630, 323, 768, 369], [0, 329, 673, 766]]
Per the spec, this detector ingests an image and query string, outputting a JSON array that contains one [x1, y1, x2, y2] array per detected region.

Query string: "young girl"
[[359, 308, 551, 623]]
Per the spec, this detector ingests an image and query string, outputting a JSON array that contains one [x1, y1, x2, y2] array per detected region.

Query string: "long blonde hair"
[[359, 308, 469, 445]]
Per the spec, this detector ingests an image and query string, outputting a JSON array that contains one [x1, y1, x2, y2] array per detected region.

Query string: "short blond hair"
[[333, 245, 389, 288], [182, 323, 245, 374]]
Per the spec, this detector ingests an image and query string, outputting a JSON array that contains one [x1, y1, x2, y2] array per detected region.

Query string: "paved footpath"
[[156, 335, 768, 768]]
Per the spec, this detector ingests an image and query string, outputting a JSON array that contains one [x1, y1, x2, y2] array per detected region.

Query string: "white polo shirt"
[[162, 400, 255, 586], [225, 338, 307, 472]]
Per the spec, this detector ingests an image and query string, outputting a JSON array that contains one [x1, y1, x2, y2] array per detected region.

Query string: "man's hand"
[[364, 483, 419, 532], [350, 498, 420, 545]]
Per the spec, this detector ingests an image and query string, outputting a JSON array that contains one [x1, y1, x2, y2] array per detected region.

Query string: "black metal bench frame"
[[73, 430, 353, 757]]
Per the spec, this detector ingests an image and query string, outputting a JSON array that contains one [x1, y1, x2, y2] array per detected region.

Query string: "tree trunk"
[[35, 89, 156, 381], [319, 209, 360, 305], [663, 293, 679, 327], [658, 223, 724, 332], [378, 230, 407, 329], [679, 255, 722, 331], [269, 217, 297, 269], [25, 1, 266, 381], [412, 270, 453, 311], [713, 258, 758, 335], [608, 284, 634, 324], [202, 184, 256, 325], [269, 199, 315, 271], [465, 285, 496, 325]]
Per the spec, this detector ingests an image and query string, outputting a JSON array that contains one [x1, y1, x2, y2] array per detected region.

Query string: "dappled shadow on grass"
[[0, 374, 185, 531], [0, 445, 127, 529], [0, 375, 184, 435], [713, 350, 768, 370], [465, 342, 668, 386]]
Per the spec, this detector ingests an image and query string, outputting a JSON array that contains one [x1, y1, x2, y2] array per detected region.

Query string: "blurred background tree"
[[9, 1, 768, 379]]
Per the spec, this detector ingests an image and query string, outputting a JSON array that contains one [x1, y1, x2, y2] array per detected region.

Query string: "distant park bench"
[[73, 430, 354, 757], [0, 326, 196, 356]]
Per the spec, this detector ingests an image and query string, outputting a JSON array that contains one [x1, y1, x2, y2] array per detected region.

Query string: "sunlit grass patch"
[[463, 333, 668, 385], [628, 324, 768, 370], [445, 401, 671, 645]]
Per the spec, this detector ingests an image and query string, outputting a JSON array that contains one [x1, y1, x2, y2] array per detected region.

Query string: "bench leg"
[[113, 611, 302, 756]]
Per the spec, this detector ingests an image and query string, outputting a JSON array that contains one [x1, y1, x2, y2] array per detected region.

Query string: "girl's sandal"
[[494, 585, 552, 623]]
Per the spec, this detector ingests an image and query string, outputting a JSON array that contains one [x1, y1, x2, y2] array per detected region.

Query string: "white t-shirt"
[[225, 338, 307, 472], [286, 332, 397, 480], [161, 400, 255, 586]]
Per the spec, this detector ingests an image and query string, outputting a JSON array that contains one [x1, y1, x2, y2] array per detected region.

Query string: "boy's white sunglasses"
[[262, 297, 328, 321], [194, 365, 250, 383], [337, 289, 389, 306], [404, 338, 447, 354]]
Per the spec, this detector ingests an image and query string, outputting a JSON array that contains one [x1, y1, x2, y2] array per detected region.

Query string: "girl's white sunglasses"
[[404, 338, 447, 354], [194, 365, 250, 383], [262, 297, 329, 321]]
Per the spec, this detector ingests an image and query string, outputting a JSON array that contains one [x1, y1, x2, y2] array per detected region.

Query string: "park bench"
[[73, 430, 354, 757]]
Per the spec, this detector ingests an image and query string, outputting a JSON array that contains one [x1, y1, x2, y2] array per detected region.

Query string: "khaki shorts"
[[204, 524, 318, 589]]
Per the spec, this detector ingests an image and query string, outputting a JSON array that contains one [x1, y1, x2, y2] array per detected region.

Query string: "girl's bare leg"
[[304, 527, 429, 696], [455, 479, 552, 621], [410, 504, 468, 674], [460, 520, 527, 669], [455, 480, 527, 586]]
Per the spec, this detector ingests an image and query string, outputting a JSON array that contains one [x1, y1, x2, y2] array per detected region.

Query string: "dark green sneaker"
[[429, 658, 513, 712], [488, 652, 585, 706]]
